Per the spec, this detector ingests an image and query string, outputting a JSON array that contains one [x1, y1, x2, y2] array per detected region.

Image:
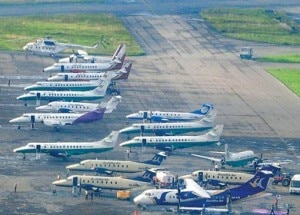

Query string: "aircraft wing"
[[191, 153, 222, 163], [184, 178, 211, 199], [179, 206, 229, 213]]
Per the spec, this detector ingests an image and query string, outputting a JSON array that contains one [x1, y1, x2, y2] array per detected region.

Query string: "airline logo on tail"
[[250, 177, 265, 189]]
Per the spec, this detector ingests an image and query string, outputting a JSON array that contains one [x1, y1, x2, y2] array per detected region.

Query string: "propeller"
[[176, 181, 181, 212]]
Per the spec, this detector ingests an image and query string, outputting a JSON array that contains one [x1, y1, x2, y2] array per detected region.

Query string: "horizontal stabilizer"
[[191, 153, 222, 163]]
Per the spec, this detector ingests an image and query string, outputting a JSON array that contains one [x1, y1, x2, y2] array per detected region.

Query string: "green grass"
[[256, 54, 300, 63], [201, 8, 300, 45], [267, 68, 300, 96], [0, 14, 144, 56]]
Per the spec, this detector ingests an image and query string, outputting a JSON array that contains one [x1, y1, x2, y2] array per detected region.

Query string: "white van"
[[289, 174, 300, 194]]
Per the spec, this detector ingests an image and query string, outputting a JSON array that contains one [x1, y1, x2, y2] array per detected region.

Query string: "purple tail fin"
[[73, 108, 106, 124]]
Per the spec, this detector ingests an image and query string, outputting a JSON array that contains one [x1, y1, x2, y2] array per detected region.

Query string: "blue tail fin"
[[144, 151, 167, 166], [228, 170, 274, 199], [192, 104, 213, 115]]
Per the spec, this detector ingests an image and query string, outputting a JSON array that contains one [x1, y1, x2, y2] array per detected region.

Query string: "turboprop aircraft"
[[36, 96, 121, 113], [17, 72, 113, 104], [133, 170, 274, 211], [43, 51, 125, 73], [119, 109, 217, 136], [126, 103, 213, 122], [9, 107, 106, 129], [191, 144, 258, 169], [47, 62, 132, 81], [66, 151, 167, 175], [119, 125, 224, 151], [52, 174, 148, 191], [23, 36, 98, 56], [13, 131, 119, 159], [58, 44, 126, 63]]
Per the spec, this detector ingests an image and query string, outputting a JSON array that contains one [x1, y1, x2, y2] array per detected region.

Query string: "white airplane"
[[59, 44, 126, 63], [119, 125, 224, 151], [23, 36, 98, 56], [9, 107, 106, 129], [47, 62, 132, 82], [43, 50, 125, 73], [13, 131, 119, 159], [66, 151, 167, 174], [119, 109, 217, 136], [52, 174, 148, 191], [191, 144, 258, 169], [17, 72, 113, 103], [126, 103, 213, 122], [36, 95, 121, 113], [179, 169, 254, 185], [133, 171, 274, 211]]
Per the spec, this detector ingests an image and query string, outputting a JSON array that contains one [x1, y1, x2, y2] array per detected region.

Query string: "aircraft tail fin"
[[204, 125, 224, 142], [202, 109, 217, 124], [92, 72, 114, 95], [113, 62, 132, 80], [111, 52, 126, 70], [192, 104, 213, 115], [101, 131, 120, 148], [144, 151, 167, 166], [73, 107, 106, 124], [101, 96, 122, 113], [111, 44, 126, 61], [228, 170, 274, 198]]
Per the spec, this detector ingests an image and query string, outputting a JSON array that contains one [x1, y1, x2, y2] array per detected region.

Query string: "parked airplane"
[[23, 36, 97, 56], [17, 72, 113, 103], [133, 170, 274, 210], [9, 107, 106, 129], [179, 169, 253, 185], [13, 131, 119, 159], [126, 103, 213, 122], [52, 174, 148, 191], [191, 144, 258, 169], [66, 151, 167, 174], [119, 110, 217, 136], [47, 62, 132, 82], [36, 95, 121, 113], [119, 125, 224, 151], [59, 44, 126, 63], [43, 51, 125, 73]]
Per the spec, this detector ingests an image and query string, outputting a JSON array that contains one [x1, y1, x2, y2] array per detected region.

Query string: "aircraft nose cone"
[[66, 164, 81, 171], [9, 118, 20, 123]]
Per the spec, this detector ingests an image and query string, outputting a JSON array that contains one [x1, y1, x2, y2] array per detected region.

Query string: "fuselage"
[[13, 141, 114, 156], [53, 175, 148, 190], [36, 101, 99, 113], [17, 88, 106, 102], [180, 170, 253, 185], [119, 134, 219, 149], [43, 61, 119, 73], [226, 151, 256, 167], [126, 111, 206, 122], [66, 159, 157, 173], [119, 120, 215, 136]]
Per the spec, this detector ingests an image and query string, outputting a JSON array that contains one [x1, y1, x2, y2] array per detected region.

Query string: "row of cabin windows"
[[203, 174, 242, 180], [48, 83, 87, 87], [44, 145, 84, 149], [82, 180, 118, 185], [34, 46, 55, 50], [140, 139, 191, 142], [60, 105, 89, 109], [71, 65, 99, 69], [43, 93, 80, 96], [93, 164, 129, 168], [38, 116, 73, 119], [143, 125, 185, 129]]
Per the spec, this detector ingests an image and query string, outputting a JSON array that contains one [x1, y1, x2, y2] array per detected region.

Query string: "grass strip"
[[267, 68, 300, 96], [201, 8, 300, 45], [0, 14, 144, 56]]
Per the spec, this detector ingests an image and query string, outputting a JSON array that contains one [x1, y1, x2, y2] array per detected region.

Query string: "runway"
[[0, 2, 299, 215]]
